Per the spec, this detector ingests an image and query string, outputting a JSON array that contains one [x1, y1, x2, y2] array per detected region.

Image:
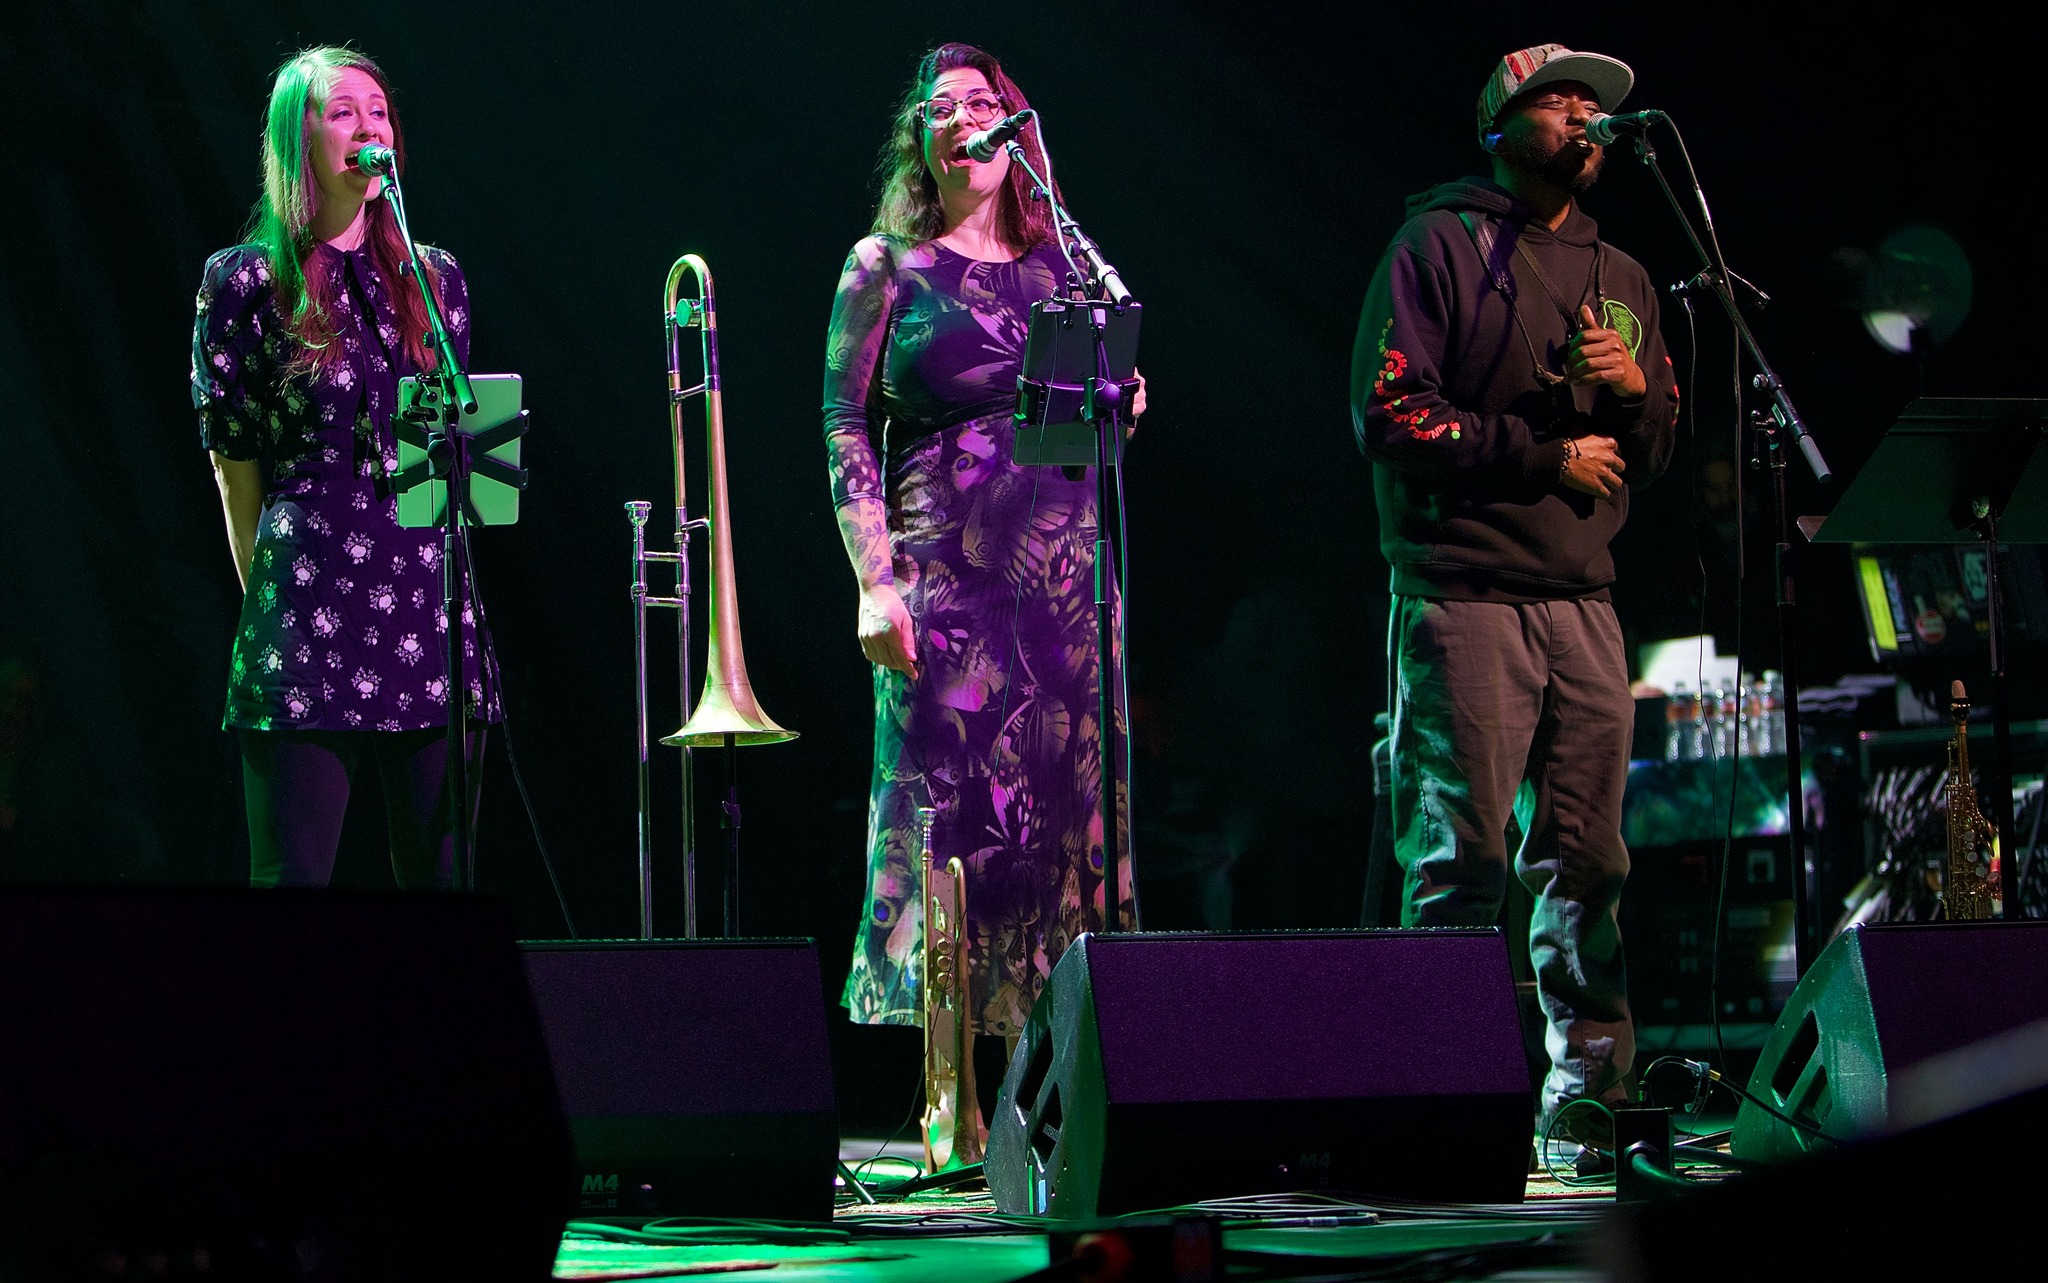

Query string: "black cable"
[[1623, 1146, 1698, 1195], [1709, 514, 1742, 1083], [1646, 114, 1758, 1094], [562, 1218, 852, 1247], [1535, 1097, 1618, 1186], [1704, 1067, 1844, 1147], [1705, 232, 1753, 1087], [849, 1160, 989, 1205], [1643, 1053, 1843, 1153], [1107, 406, 1137, 925], [837, 1069, 930, 1199], [1220, 1234, 1579, 1283], [458, 525, 577, 935]]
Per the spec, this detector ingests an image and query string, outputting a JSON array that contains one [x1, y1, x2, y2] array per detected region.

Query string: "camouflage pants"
[[1387, 595, 1636, 1129]]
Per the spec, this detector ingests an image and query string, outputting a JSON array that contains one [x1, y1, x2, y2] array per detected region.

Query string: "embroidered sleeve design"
[[1371, 317, 1454, 442]]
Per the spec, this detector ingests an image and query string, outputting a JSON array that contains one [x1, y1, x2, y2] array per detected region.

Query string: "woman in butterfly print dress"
[[823, 42, 1144, 1111], [192, 45, 498, 888]]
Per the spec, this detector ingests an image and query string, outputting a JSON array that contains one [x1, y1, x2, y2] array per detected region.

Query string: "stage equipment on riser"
[[985, 929, 1533, 1215], [518, 936, 839, 1223], [628, 253, 795, 939]]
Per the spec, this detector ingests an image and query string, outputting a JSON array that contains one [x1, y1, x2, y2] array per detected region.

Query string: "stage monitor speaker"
[[0, 886, 575, 1282], [1731, 919, 2048, 1163], [518, 936, 839, 1223], [985, 929, 1532, 1216], [1608, 1015, 2048, 1281]]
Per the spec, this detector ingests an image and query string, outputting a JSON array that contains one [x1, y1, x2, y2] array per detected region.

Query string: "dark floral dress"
[[823, 234, 1134, 1037], [191, 241, 501, 733]]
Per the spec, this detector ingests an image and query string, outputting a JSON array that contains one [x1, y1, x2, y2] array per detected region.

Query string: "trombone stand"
[[720, 733, 741, 935], [1006, 140, 1137, 928], [629, 500, 705, 938]]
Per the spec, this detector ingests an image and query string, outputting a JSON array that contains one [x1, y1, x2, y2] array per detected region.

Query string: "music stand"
[[1808, 397, 2048, 917], [392, 373, 530, 891], [1012, 297, 1142, 927], [1014, 299, 1142, 465]]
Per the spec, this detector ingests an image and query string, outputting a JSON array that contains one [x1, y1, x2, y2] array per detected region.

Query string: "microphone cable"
[[459, 514, 579, 936]]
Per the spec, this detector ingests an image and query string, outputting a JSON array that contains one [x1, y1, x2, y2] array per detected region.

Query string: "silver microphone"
[[1585, 110, 1665, 147], [965, 109, 1035, 162], [350, 143, 398, 177]]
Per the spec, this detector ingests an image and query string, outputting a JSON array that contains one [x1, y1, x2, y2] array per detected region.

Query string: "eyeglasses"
[[917, 93, 1005, 128]]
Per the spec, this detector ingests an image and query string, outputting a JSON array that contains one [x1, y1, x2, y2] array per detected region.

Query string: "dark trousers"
[[1387, 595, 1636, 1129], [238, 727, 485, 889]]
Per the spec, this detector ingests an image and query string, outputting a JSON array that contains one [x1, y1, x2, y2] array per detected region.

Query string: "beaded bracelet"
[[1559, 436, 1578, 482]]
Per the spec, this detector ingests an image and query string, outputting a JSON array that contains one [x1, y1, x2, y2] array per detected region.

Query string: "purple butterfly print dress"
[[823, 235, 1135, 1038], [191, 242, 501, 733]]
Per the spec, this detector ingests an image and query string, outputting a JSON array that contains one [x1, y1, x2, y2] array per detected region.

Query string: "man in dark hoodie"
[[1350, 43, 1678, 1168]]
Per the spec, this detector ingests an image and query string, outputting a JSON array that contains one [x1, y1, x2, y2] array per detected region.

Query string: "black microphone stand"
[[1006, 139, 1136, 930], [381, 162, 482, 892], [1624, 119, 1833, 976]]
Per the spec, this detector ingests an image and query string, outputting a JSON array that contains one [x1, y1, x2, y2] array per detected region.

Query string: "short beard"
[[1498, 133, 1603, 194]]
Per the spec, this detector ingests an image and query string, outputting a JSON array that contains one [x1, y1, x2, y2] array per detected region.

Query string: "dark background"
[[3, 1, 2038, 1129]]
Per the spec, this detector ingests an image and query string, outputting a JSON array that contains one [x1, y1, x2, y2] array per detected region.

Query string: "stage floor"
[[547, 1129, 1742, 1282]]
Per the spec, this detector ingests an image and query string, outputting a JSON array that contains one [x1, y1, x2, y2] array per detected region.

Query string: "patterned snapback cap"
[[1476, 43, 1634, 146]]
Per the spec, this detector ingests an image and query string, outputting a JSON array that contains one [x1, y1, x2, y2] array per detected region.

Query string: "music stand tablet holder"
[[1013, 299, 1142, 467], [1809, 396, 2048, 918], [395, 373, 530, 528]]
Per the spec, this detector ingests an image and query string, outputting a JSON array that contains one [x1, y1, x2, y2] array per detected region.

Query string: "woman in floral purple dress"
[[192, 46, 496, 888], [823, 42, 1141, 1139]]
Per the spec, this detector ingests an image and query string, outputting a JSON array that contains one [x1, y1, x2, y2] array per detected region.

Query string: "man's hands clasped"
[[1559, 303, 1642, 499]]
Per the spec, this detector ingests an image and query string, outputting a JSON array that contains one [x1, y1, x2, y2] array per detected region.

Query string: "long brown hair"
[[246, 45, 442, 374], [870, 42, 1064, 248]]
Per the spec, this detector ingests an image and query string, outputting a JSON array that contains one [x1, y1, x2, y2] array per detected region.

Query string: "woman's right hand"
[[857, 582, 918, 677]]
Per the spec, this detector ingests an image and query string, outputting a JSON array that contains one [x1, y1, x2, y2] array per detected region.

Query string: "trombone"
[[628, 253, 794, 939]]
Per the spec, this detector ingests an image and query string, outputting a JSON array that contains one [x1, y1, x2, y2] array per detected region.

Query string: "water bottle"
[[1759, 670, 1786, 755], [1666, 684, 1697, 762], [1743, 676, 1766, 757]]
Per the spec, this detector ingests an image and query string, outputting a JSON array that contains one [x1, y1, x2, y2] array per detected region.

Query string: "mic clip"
[[1670, 268, 1770, 309]]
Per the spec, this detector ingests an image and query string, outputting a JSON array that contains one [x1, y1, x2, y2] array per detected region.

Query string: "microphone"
[[349, 143, 398, 177], [965, 109, 1035, 163], [1585, 110, 1665, 147]]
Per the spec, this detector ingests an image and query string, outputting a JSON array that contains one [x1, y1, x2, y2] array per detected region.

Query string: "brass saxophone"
[[1943, 679, 1999, 921], [919, 805, 984, 1171]]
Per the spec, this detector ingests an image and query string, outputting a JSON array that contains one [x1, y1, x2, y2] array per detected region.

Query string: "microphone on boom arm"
[[1585, 110, 1666, 147], [349, 143, 398, 177], [965, 109, 1036, 162]]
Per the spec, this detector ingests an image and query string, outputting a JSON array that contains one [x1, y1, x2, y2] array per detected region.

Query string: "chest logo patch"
[[1602, 299, 1643, 358]]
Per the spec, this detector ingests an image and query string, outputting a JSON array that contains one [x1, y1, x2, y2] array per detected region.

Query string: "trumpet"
[[919, 805, 984, 1171], [628, 254, 794, 939]]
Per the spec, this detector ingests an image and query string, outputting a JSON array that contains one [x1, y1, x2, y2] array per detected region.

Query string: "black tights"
[[238, 727, 485, 889]]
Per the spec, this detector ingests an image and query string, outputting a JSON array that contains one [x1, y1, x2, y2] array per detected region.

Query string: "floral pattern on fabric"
[[823, 237, 1134, 1037], [191, 241, 501, 732], [1373, 316, 1451, 441]]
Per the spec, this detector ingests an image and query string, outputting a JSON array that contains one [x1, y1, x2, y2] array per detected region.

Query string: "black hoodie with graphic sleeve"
[[1350, 177, 1677, 603]]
